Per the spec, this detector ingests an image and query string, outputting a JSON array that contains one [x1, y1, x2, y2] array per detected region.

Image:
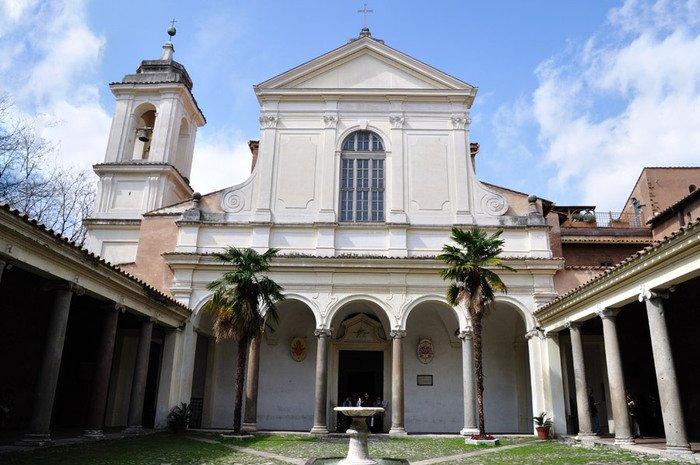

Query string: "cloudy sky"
[[0, 0, 698, 210]]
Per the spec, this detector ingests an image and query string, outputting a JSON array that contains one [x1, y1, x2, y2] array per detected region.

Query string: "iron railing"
[[561, 211, 644, 228]]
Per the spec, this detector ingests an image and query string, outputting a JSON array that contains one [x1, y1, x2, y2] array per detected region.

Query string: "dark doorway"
[[337, 350, 383, 432]]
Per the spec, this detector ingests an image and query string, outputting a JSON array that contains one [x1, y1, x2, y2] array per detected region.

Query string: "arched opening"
[[131, 104, 157, 161], [329, 298, 392, 432], [257, 298, 317, 431], [190, 305, 241, 429], [404, 300, 462, 433], [174, 117, 190, 174], [483, 301, 532, 433]]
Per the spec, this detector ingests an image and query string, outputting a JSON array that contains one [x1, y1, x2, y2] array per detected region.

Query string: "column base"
[[388, 427, 407, 436], [460, 427, 479, 436], [613, 436, 635, 446], [665, 444, 693, 454], [18, 433, 52, 446], [122, 425, 143, 435], [576, 432, 597, 444], [242, 422, 258, 433], [83, 429, 106, 439], [310, 425, 329, 434]]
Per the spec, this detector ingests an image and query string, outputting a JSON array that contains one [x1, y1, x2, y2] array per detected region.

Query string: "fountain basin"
[[306, 407, 407, 465], [334, 407, 384, 417]]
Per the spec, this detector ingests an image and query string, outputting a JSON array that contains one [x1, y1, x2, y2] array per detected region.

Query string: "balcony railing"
[[561, 211, 645, 228]]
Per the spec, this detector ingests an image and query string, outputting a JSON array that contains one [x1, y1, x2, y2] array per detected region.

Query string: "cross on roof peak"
[[357, 3, 373, 28]]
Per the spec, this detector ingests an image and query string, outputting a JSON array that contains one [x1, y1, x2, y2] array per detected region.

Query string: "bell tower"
[[85, 24, 206, 264]]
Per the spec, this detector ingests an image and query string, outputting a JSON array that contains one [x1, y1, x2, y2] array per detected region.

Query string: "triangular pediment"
[[255, 36, 476, 95]]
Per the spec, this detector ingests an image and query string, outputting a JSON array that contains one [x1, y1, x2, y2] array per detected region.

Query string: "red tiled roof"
[[0, 204, 190, 313], [537, 217, 700, 313]]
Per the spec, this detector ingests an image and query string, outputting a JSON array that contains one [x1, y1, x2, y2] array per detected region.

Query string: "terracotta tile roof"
[[564, 265, 611, 270], [537, 217, 700, 313], [0, 204, 191, 313], [647, 187, 700, 225], [560, 236, 653, 244]]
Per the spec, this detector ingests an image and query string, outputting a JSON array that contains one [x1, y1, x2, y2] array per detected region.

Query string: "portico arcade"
[[187, 285, 541, 435]]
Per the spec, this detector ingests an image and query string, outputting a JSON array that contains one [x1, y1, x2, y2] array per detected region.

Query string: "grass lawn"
[[438, 441, 684, 465], [233, 434, 532, 461], [1, 433, 687, 465], [1, 434, 279, 465]]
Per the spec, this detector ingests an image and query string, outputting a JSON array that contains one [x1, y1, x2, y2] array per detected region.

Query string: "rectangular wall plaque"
[[417, 374, 433, 386]]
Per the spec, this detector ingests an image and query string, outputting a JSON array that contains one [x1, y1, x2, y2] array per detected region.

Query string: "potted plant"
[[571, 212, 597, 227], [533, 412, 553, 439], [167, 402, 191, 434]]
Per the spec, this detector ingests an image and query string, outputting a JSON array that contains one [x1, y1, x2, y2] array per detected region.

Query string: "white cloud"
[[498, 0, 700, 210], [0, 0, 38, 28], [190, 129, 253, 195], [0, 0, 110, 172]]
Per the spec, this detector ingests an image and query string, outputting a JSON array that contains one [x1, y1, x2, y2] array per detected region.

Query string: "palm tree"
[[438, 227, 513, 437], [203, 247, 284, 433]]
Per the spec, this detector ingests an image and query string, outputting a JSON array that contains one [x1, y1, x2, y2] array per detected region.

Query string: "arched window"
[[339, 130, 385, 222]]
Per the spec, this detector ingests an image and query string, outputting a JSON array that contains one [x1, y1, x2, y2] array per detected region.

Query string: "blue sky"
[[1, 0, 699, 210]]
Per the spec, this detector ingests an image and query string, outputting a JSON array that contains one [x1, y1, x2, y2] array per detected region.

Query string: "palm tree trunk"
[[472, 312, 486, 437], [232, 336, 248, 433]]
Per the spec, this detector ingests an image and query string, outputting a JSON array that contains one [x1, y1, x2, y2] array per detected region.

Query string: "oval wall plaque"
[[417, 337, 434, 364], [290, 336, 307, 362]]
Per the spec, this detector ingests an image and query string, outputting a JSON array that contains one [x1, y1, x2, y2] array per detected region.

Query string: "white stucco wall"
[[404, 307, 462, 433], [206, 338, 237, 428], [482, 307, 531, 433], [257, 304, 317, 431]]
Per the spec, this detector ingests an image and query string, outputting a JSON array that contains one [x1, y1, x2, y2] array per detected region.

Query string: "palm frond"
[[205, 247, 285, 343]]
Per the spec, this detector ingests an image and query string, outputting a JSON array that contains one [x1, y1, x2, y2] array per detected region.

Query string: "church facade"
[[83, 29, 563, 435]]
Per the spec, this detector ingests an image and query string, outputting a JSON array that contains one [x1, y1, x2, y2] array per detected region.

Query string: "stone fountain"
[[335, 407, 384, 465], [306, 407, 406, 465]]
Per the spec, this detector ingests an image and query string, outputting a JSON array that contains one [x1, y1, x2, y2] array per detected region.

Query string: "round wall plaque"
[[290, 336, 307, 362], [417, 338, 434, 364]]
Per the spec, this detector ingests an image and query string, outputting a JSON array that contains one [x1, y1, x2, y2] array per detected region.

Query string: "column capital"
[[524, 328, 545, 340], [259, 113, 278, 129], [597, 308, 619, 320], [101, 301, 126, 313], [44, 281, 84, 296], [390, 330, 407, 339], [565, 320, 582, 330], [638, 289, 669, 302], [458, 328, 473, 340], [322, 113, 338, 129], [389, 114, 405, 129], [314, 328, 332, 338]]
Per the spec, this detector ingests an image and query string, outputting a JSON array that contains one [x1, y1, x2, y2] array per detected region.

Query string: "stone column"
[[23, 283, 79, 444], [389, 330, 407, 435], [124, 318, 154, 433], [598, 309, 634, 445], [0, 258, 8, 285], [458, 329, 477, 435], [567, 321, 595, 439], [640, 291, 691, 452], [243, 335, 261, 432], [310, 328, 331, 434], [84, 303, 122, 438]]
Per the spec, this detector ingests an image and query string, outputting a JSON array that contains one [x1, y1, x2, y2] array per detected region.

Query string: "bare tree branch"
[[0, 93, 96, 245]]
